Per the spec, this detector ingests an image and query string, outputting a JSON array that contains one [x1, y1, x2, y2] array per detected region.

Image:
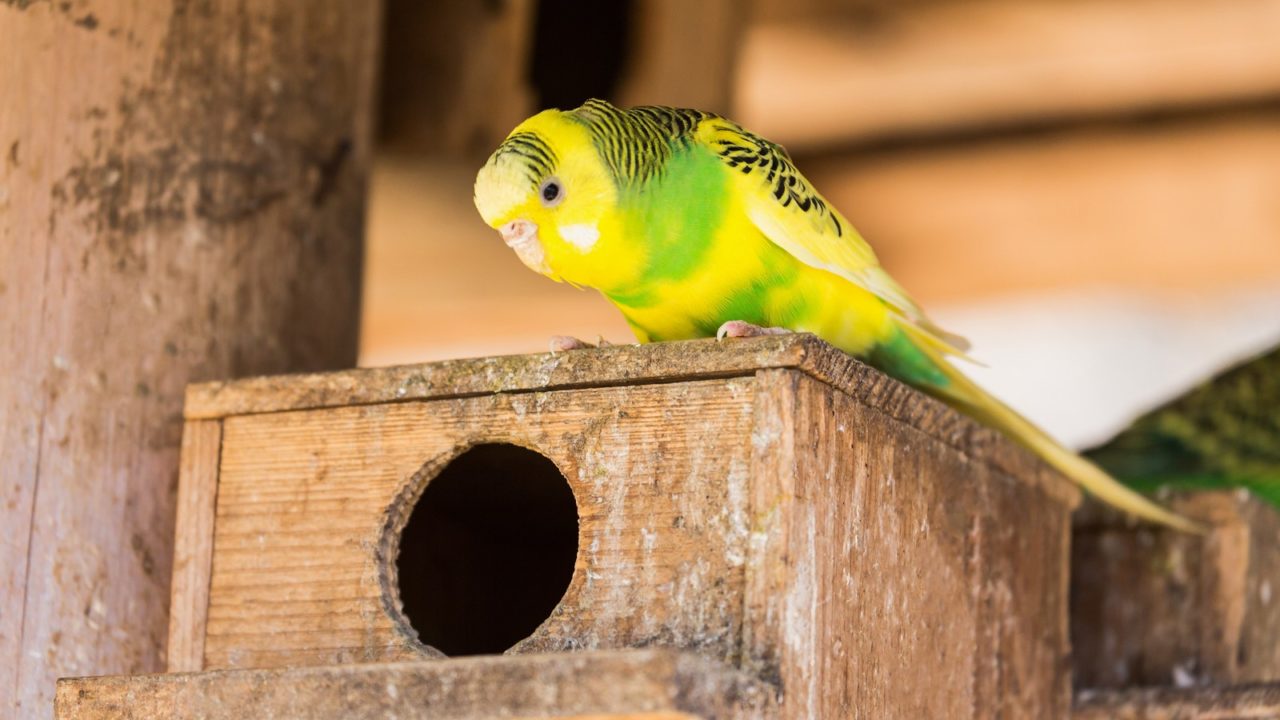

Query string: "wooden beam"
[[55, 650, 775, 719], [798, 112, 1280, 303], [0, 0, 378, 714], [1075, 683, 1280, 720], [737, 0, 1280, 149]]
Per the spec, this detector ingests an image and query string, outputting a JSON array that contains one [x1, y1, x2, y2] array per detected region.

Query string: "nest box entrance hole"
[[395, 443, 579, 656]]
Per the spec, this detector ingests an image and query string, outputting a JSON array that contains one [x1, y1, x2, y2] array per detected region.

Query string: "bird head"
[[474, 108, 621, 286]]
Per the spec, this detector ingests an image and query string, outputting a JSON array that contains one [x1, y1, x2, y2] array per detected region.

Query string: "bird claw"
[[716, 320, 792, 341], [549, 335, 614, 353]]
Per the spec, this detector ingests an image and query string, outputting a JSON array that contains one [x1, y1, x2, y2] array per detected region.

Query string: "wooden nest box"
[[59, 335, 1084, 718]]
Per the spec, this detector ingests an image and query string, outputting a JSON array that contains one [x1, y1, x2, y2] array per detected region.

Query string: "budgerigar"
[[1086, 344, 1280, 507], [472, 98, 1200, 532]]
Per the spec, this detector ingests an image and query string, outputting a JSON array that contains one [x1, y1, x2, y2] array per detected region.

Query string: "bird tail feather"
[[895, 321, 1205, 534]]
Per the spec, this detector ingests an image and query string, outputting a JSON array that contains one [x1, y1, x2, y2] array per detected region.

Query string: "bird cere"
[[474, 98, 1202, 533]]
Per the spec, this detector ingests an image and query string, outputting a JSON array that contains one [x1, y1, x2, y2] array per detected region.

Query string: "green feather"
[[1085, 344, 1280, 505]]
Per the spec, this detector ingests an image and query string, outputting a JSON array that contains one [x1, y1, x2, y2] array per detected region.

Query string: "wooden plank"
[[184, 336, 1078, 509], [186, 335, 811, 418], [0, 0, 378, 714], [54, 649, 774, 719], [166, 420, 221, 673], [761, 371, 1072, 718], [1073, 492, 1280, 689], [737, 0, 1280, 149], [1074, 683, 1280, 720], [201, 379, 759, 669], [801, 113, 1280, 304]]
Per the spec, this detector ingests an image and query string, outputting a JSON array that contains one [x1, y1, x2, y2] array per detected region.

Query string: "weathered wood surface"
[[202, 378, 759, 669], [173, 339, 1078, 717], [0, 0, 378, 715], [185, 335, 1075, 508], [748, 370, 1072, 718], [739, 0, 1280, 149], [55, 650, 774, 720], [1072, 492, 1280, 689], [166, 420, 222, 674], [1074, 683, 1280, 720]]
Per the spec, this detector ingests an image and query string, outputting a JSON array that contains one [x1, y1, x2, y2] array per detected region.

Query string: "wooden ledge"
[[56, 650, 776, 720], [184, 335, 1080, 508], [1075, 683, 1280, 719]]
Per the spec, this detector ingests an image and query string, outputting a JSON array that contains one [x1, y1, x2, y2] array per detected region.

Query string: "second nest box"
[[169, 335, 1080, 718]]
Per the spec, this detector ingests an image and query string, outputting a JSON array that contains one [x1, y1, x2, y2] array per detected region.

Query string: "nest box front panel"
[[201, 377, 757, 670]]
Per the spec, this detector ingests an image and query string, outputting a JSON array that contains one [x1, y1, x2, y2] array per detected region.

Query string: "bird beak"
[[499, 219, 536, 248], [498, 219, 551, 275]]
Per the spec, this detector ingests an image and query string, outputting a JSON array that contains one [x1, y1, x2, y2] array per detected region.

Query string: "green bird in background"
[[473, 98, 1201, 532], [1086, 344, 1280, 507]]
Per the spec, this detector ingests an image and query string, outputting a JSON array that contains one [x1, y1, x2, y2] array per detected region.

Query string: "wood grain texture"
[[1072, 492, 1280, 689], [185, 335, 1077, 509], [738, 0, 1280, 149], [752, 370, 1072, 718], [54, 650, 773, 720], [1075, 683, 1280, 720], [166, 420, 221, 673], [203, 379, 759, 669], [0, 0, 378, 714], [171, 339, 1078, 716]]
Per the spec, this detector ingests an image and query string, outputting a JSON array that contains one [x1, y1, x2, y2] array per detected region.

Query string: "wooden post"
[[0, 1, 379, 715]]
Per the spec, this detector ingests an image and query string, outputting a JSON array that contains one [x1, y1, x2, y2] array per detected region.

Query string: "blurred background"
[[364, 0, 1280, 448]]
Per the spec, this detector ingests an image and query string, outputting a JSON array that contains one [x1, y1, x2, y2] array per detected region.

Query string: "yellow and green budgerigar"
[[473, 98, 1201, 533]]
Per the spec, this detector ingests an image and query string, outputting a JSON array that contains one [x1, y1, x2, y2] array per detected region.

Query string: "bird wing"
[[696, 118, 970, 356], [1085, 344, 1280, 503]]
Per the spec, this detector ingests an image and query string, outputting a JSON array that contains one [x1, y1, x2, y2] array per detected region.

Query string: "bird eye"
[[540, 178, 563, 207]]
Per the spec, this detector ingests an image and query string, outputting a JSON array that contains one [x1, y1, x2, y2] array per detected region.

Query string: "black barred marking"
[[710, 127, 843, 238], [499, 99, 845, 240], [495, 131, 559, 187], [568, 99, 711, 188]]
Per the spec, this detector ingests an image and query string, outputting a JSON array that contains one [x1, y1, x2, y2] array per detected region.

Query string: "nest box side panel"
[[168, 419, 223, 673], [746, 370, 1072, 720], [201, 378, 757, 669], [1072, 492, 1280, 688]]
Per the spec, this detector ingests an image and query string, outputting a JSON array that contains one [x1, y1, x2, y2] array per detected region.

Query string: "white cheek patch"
[[559, 223, 600, 252]]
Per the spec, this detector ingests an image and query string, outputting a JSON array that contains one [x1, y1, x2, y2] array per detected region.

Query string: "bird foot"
[[716, 320, 792, 341], [549, 335, 613, 353]]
